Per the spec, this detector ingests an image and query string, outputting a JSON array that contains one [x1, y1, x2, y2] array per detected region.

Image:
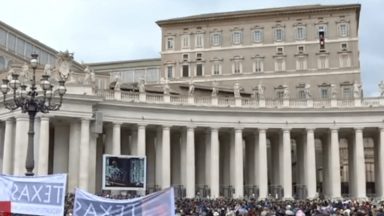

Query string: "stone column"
[[37, 116, 49, 175], [112, 123, 121, 155], [2, 118, 14, 174], [257, 128, 268, 199], [234, 128, 243, 198], [186, 126, 195, 198], [376, 128, 384, 199], [354, 128, 366, 198], [68, 121, 81, 193], [210, 127, 220, 198], [137, 124, 146, 156], [281, 128, 292, 199], [14, 115, 29, 176], [78, 119, 90, 190], [329, 128, 341, 198], [305, 128, 317, 199], [161, 125, 171, 189]]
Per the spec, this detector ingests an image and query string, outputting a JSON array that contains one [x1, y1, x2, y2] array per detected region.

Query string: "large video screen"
[[102, 154, 146, 190]]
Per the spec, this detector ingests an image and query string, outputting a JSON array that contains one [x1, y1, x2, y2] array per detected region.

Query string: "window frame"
[[195, 33, 204, 48], [166, 37, 174, 50], [211, 33, 222, 46], [253, 30, 263, 43], [232, 31, 242, 45]]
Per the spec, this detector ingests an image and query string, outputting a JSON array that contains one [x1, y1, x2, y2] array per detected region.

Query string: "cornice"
[[156, 4, 360, 26]]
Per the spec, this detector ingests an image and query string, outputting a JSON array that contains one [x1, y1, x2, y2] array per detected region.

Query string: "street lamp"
[[1, 53, 67, 176]]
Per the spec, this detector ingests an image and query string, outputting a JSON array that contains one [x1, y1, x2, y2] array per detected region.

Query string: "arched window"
[[0, 56, 5, 70]]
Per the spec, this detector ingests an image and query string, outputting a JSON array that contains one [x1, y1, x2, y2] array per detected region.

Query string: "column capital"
[[210, 127, 220, 132], [329, 127, 339, 131], [234, 127, 243, 132], [15, 114, 29, 121], [113, 122, 123, 127], [81, 118, 91, 123], [162, 125, 172, 130], [40, 116, 50, 121], [137, 123, 147, 127], [282, 127, 291, 132], [306, 128, 315, 133], [258, 127, 268, 132], [354, 127, 364, 132], [186, 125, 196, 130]]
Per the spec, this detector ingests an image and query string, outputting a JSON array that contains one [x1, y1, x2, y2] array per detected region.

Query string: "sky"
[[1, 0, 383, 96]]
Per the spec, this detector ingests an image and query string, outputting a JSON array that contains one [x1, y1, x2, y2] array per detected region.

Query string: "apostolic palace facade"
[[1, 3, 383, 201]]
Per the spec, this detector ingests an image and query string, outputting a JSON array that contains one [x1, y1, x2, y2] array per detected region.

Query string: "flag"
[[0, 174, 67, 216], [73, 187, 175, 216]]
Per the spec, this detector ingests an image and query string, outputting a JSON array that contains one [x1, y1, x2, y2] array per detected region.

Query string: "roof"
[[156, 4, 361, 26]]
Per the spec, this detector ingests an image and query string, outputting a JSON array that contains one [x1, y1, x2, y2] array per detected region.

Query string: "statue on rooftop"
[[379, 81, 384, 97], [188, 81, 195, 96], [139, 79, 145, 93], [55, 51, 74, 82], [234, 82, 241, 98]]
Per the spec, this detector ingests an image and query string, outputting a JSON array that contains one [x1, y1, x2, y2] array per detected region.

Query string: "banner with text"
[[74, 187, 175, 216], [0, 174, 67, 216]]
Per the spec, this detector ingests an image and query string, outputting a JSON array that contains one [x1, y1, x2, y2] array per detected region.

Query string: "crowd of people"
[[175, 198, 384, 216], [63, 191, 384, 216]]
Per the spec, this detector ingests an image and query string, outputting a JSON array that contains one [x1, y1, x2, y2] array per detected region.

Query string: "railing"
[[92, 89, 384, 109], [313, 99, 331, 108], [218, 97, 235, 106], [146, 93, 163, 103], [171, 95, 187, 104], [195, 96, 211, 105], [121, 92, 139, 101]]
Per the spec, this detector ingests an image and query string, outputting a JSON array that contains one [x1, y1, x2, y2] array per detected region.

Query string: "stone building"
[[0, 3, 383, 201]]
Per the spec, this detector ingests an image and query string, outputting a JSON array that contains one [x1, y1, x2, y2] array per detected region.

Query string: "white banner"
[[0, 174, 67, 216], [74, 187, 175, 216]]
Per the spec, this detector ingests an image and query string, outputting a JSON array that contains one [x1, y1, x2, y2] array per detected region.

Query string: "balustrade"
[[90, 89, 384, 109]]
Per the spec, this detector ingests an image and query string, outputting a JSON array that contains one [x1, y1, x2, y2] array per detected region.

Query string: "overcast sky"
[[1, 0, 383, 96]]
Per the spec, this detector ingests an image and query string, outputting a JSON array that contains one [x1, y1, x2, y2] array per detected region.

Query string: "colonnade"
[[1, 115, 384, 200]]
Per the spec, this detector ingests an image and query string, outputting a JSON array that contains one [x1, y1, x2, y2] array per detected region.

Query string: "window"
[[296, 57, 307, 70], [195, 34, 204, 48], [232, 31, 242, 45], [233, 61, 241, 74], [298, 89, 306, 99], [182, 65, 189, 77], [276, 90, 284, 99], [253, 30, 263, 43], [0, 56, 5, 70], [341, 43, 348, 51], [275, 58, 285, 71], [338, 23, 349, 37], [339, 54, 351, 68], [320, 88, 329, 99], [276, 47, 284, 54], [167, 66, 173, 79], [213, 63, 221, 75], [181, 35, 190, 49], [318, 56, 329, 69], [0, 29, 6, 46], [317, 25, 328, 38], [196, 53, 202, 61], [342, 87, 353, 98], [166, 37, 174, 50], [16, 38, 25, 56], [296, 26, 306, 40], [211, 33, 221, 46], [254, 59, 264, 72], [274, 28, 284, 42], [298, 46, 304, 53], [182, 54, 189, 61], [7, 33, 16, 51], [196, 64, 203, 76]]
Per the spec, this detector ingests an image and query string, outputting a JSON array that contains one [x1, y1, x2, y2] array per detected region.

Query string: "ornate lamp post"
[[0, 53, 67, 176]]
